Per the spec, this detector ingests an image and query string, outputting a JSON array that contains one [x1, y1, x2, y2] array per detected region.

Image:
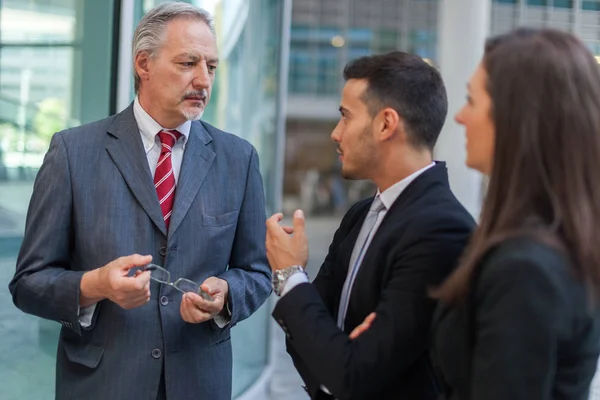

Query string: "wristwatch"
[[272, 265, 307, 296]]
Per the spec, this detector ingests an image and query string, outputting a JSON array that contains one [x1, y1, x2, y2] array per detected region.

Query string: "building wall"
[[284, 0, 600, 216]]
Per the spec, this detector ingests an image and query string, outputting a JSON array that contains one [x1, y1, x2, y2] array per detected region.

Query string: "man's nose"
[[193, 64, 211, 89]]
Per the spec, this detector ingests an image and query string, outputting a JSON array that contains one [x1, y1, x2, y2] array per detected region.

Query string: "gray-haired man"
[[9, 2, 271, 399]]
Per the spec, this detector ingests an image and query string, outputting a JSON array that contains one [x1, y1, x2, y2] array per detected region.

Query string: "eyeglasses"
[[143, 263, 214, 301]]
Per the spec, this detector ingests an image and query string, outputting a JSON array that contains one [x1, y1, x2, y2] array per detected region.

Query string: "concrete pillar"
[[435, 0, 491, 219]]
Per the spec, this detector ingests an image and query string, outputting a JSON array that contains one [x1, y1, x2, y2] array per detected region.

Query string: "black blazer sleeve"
[[469, 249, 568, 400], [273, 215, 470, 400], [282, 202, 366, 396]]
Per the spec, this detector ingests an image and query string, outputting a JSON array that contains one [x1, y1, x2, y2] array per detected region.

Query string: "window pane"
[[0, 1, 116, 398], [583, 0, 600, 10]]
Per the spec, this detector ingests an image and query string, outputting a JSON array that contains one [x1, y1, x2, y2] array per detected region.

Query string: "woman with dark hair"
[[432, 28, 600, 400]]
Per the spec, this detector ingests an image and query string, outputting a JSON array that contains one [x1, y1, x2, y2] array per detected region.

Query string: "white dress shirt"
[[134, 96, 191, 182]]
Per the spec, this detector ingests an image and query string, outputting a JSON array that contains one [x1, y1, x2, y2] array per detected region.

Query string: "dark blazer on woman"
[[433, 238, 600, 400]]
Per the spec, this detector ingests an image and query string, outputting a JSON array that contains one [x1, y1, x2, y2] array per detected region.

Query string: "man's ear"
[[376, 107, 401, 141], [135, 51, 152, 82]]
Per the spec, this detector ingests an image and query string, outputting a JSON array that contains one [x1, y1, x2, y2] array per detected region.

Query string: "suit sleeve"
[[8, 132, 85, 336], [469, 254, 566, 400], [280, 204, 364, 397], [273, 216, 470, 400], [218, 146, 271, 327]]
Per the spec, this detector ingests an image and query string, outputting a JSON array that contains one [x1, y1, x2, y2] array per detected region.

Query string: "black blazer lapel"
[[343, 162, 451, 325]]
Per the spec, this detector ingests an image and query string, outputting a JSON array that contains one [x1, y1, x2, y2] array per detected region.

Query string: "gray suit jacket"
[[9, 104, 272, 400]]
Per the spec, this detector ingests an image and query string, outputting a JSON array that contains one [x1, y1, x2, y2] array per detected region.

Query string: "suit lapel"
[[105, 104, 167, 236], [352, 162, 450, 271], [168, 121, 215, 239]]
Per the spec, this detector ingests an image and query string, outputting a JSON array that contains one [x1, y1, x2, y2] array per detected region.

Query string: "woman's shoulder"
[[476, 237, 587, 319], [481, 236, 570, 280]]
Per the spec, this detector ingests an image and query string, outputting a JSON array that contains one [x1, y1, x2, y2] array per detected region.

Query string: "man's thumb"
[[293, 209, 305, 235]]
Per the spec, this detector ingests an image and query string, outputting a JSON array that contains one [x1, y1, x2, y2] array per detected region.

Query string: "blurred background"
[[1, 0, 600, 399]]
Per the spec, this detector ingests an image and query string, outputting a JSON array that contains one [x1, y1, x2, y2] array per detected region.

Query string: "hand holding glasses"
[[143, 263, 214, 301]]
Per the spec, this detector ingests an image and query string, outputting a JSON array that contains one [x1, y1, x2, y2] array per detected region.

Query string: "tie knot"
[[157, 130, 181, 149], [370, 196, 385, 213]]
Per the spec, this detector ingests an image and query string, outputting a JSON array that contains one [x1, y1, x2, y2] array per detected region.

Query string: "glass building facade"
[[0, 0, 286, 398], [288, 0, 438, 98], [282, 0, 600, 218]]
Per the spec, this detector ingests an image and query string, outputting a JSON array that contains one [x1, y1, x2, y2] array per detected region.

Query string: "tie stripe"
[[159, 185, 176, 206], [154, 169, 173, 189], [154, 130, 181, 230]]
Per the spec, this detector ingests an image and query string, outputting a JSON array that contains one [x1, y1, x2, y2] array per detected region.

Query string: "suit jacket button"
[[160, 296, 169, 306], [159, 246, 167, 256], [151, 349, 162, 359]]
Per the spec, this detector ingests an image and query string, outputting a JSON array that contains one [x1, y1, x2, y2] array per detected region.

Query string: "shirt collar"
[[377, 162, 436, 210], [133, 96, 191, 153]]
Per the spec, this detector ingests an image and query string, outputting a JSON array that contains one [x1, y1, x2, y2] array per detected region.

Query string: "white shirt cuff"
[[280, 272, 309, 297], [320, 385, 332, 395], [213, 302, 232, 328], [78, 304, 96, 328]]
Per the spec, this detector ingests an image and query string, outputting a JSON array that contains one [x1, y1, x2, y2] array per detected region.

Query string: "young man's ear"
[[376, 108, 401, 141]]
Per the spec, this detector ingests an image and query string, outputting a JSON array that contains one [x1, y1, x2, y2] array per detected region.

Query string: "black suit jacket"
[[433, 238, 600, 400], [272, 162, 476, 400]]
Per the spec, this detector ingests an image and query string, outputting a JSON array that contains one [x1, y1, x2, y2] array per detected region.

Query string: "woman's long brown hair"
[[434, 28, 600, 305]]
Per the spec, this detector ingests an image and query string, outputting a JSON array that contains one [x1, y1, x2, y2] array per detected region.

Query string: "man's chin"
[[181, 107, 204, 121], [340, 169, 359, 180]]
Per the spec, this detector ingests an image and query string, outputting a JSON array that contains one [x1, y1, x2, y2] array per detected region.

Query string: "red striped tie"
[[154, 130, 181, 231]]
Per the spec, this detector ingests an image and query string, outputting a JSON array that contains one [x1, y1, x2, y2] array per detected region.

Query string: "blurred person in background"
[[266, 51, 475, 400], [8, 2, 270, 399], [428, 28, 600, 400]]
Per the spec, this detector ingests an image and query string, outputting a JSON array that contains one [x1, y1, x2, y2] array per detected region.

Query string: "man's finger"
[[282, 226, 294, 234], [364, 312, 376, 325], [266, 213, 286, 234], [200, 282, 215, 295], [349, 312, 377, 339], [186, 292, 221, 313], [266, 213, 283, 227], [292, 209, 306, 237], [349, 324, 368, 340], [135, 270, 151, 285], [181, 295, 212, 323], [120, 254, 153, 271]]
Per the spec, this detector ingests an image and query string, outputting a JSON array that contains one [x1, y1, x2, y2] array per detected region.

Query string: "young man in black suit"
[[266, 51, 476, 400]]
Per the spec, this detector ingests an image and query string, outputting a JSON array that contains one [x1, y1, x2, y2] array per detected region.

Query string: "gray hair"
[[132, 1, 215, 93]]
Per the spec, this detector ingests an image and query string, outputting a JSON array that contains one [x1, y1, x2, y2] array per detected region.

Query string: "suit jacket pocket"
[[211, 324, 231, 346], [202, 211, 239, 227], [63, 341, 104, 369]]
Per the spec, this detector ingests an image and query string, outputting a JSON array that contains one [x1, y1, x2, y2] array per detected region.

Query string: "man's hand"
[[266, 209, 309, 271], [80, 254, 153, 309], [180, 276, 229, 324], [349, 312, 376, 340]]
